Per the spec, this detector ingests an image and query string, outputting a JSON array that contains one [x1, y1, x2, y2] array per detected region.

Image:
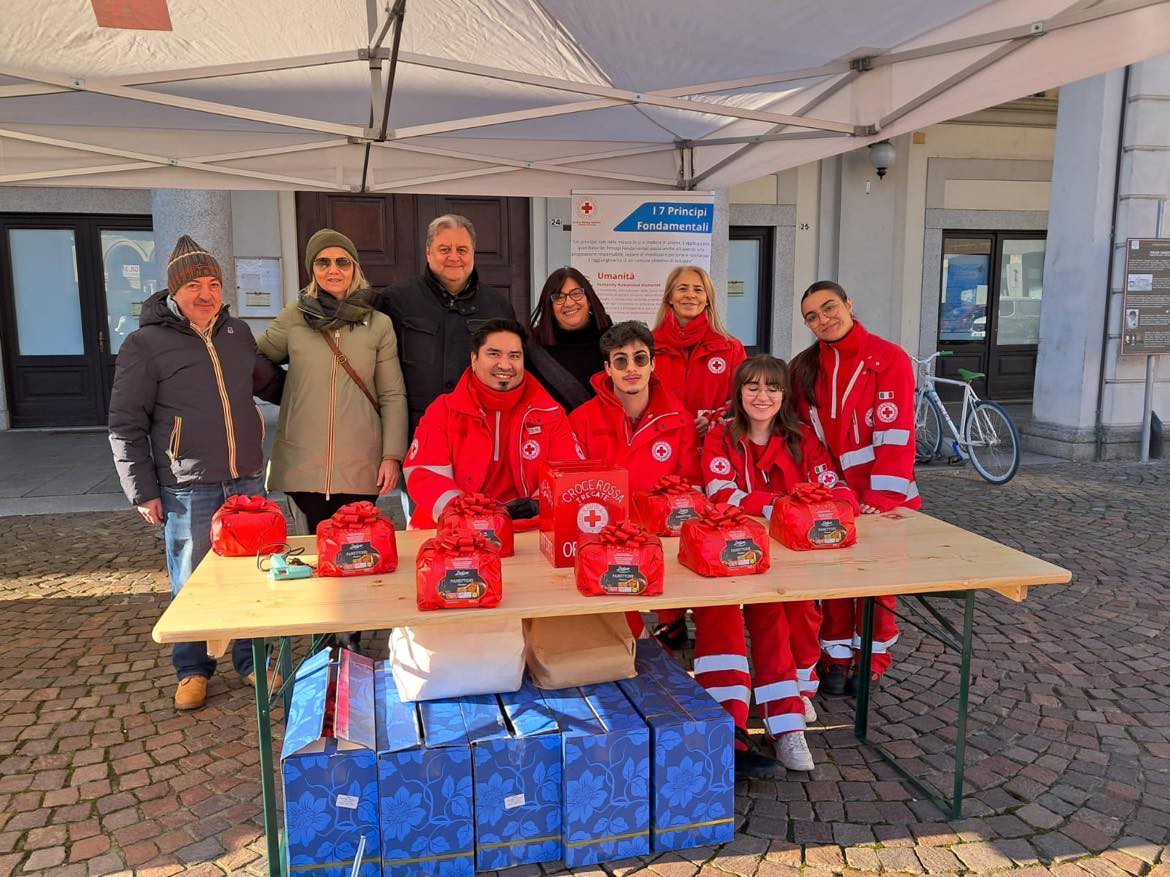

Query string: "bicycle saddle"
[[956, 368, 985, 382]]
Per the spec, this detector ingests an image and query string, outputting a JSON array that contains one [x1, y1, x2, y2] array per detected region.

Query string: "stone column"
[[151, 189, 236, 311], [710, 187, 731, 322], [1029, 53, 1170, 460]]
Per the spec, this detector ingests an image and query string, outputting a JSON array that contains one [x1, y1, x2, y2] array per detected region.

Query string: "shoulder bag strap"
[[319, 329, 379, 412]]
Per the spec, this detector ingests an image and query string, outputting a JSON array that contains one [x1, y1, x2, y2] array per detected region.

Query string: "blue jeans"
[[162, 475, 265, 680]]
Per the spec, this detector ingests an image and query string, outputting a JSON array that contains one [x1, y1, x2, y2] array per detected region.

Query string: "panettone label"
[[335, 541, 379, 572], [600, 548, 647, 594], [470, 518, 500, 548], [720, 535, 764, 568], [808, 519, 847, 546], [438, 557, 487, 601], [665, 497, 701, 532]]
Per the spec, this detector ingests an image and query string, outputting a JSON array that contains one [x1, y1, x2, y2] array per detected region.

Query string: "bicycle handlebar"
[[912, 350, 953, 366]]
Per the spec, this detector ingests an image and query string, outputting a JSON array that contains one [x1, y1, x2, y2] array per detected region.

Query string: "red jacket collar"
[[589, 372, 686, 420], [446, 368, 559, 417]]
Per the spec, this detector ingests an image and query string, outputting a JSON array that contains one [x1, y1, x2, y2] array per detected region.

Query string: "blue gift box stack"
[[284, 648, 733, 875]]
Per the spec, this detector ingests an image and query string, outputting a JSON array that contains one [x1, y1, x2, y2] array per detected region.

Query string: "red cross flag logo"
[[651, 440, 672, 462], [865, 407, 874, 428], [521, 439, 541, 460], [407, 438, 419, 460], [577, 502, 609, 533], [578, 200, 596, 217], [709, 456, 731, 476], [877, 401, 899, 424], [817, 469, 839, 488], [707, 356, 727, 375]]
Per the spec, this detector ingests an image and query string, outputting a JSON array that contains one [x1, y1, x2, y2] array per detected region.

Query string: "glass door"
[[728, 227, 774, 353]]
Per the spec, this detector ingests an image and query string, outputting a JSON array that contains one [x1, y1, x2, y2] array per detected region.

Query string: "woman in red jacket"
[[697, 355, 856, 775], [651, 265, 746, 649], [789, 280, 920, 696]]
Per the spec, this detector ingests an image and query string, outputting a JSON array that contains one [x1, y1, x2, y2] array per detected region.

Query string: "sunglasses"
[[551, 289, 586, 305], [610, 352, 651, 369], [313, 257, 354, 270]]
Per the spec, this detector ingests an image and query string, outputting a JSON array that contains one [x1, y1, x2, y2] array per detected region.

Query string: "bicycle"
[[913, 351, 1021, 484]]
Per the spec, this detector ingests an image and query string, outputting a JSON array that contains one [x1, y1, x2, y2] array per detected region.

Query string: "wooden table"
[[153, 510, 1070, 876]]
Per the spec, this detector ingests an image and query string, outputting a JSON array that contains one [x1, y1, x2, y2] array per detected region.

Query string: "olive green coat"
[[258, 301, 407, 496]]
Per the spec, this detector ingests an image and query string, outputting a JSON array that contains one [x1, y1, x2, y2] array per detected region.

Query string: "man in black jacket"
[[378, 214, 516, 438], [108, 235, 284, 711]]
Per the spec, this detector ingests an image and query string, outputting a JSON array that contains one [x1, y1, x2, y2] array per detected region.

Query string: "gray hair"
[[426, 214, 477, 250]]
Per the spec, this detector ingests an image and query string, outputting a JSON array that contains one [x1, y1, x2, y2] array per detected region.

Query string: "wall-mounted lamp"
[[868, 139, 896, 179]]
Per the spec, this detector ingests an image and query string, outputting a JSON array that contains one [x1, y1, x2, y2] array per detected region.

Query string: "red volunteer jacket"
[[795, 321, 920, 512], [403, 369, 584, 527], [569, 373, 701, 493], [652, 321, 746, 420], [702, 422, 858, 517]]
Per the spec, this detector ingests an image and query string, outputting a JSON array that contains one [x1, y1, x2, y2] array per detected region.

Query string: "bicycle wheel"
[[915, 391, 942, 462], [963, 400, 1020, 484]]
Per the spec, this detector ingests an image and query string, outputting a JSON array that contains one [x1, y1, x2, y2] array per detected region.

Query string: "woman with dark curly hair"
[[527, 266, 613, 410]]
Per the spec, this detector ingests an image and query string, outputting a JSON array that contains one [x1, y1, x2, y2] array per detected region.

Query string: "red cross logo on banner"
[[579, 200, 595, 216]]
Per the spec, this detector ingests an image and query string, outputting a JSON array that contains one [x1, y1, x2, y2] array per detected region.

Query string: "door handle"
[[98, 330, 107, 353]]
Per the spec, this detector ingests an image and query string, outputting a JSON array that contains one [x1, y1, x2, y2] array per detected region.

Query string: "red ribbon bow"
[[791, 482, 833, 504], [597, 521, 652, 547], [447, 493, 503, 516], [436, 528, 493, 553], [648, 475, 695, 496], [703, 503, 749, 526], [222, 495, 271, 512], [331, 501, 382, 526]]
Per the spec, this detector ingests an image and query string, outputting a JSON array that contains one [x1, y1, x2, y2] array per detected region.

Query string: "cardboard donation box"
[[539, 461, 629, 568], [633, 476, 710, 537], [541, 683, 650, 866], [282, 650, 381, 877], [678, 503, 770, 577], [617, 642, 735, 852], [317, 501, 398, 577], [438, 492, 515, 557], [574, 522, 664, 597], [770, 482, 857, 551], [463, 683, 564, 870], [374, 664, 475, 877]]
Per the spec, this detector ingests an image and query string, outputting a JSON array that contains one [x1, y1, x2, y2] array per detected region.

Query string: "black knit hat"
[[304, 228, 360, 274], [166, 235, 222, 294]]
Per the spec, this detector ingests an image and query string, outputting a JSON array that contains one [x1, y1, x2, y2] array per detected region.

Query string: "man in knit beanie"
[[166, 235, 224, 334]]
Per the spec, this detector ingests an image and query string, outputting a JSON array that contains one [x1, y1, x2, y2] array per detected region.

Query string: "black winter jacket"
[[108, 290, 285, 505], [378, 269, 515, 437]]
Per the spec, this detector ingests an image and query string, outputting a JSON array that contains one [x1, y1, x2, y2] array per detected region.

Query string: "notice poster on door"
[[235, 257, 282, 318], [1121, 239, 1170, 356], [570, 190, 715, 324]]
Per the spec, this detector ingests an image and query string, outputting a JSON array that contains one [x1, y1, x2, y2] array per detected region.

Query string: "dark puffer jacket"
[[378, 269, 515, 437], [108, 290, 284, 505]]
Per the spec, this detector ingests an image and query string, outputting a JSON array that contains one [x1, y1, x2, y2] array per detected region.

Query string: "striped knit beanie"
[[167, 235, 222, 294]]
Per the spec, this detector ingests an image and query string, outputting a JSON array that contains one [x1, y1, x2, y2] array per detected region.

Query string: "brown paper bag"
[[523, 613, 636, 689]]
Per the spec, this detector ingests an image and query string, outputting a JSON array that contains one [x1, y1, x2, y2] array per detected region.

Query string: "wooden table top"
[[152, 509, 1070, 646]]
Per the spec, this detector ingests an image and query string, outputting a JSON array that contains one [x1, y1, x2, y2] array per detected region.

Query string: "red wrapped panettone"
[[416, 529, 503, 610], [678, 503, 770, 577], [574, 521, 664, 597], [770, 482, 857, 551], [438, 492, 514, 557], [633, 475, 710, 537], [316, 501, 398, 577], [211, 495, 286, 557]]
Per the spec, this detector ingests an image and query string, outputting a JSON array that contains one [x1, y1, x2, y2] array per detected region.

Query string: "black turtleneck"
[[548, 321, 606, 391]]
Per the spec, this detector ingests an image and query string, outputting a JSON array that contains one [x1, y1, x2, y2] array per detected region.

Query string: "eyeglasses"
[[313, 257, 354, 271], [803, 300, 842, 326], [551, 289, 586, 305], [610, 352, 651, 369]]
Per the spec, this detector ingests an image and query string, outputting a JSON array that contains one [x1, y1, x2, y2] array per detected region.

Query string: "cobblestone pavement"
[[1, 461, 1168, 876]]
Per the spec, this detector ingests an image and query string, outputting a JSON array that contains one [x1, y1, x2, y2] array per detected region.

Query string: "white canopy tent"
[[2, 0, 1170, 196]]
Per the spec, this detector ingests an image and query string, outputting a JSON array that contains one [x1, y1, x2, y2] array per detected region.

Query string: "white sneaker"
[[802, 695, 817, 724], [774, 731, 815, 772]]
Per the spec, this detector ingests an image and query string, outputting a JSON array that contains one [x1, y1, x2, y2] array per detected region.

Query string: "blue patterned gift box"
[[282, 649, 382, 876], [463, 681, 563, 870], [541, 682, 650, 867], [618, 640, 735, 852], [373, 664, 474, 877]]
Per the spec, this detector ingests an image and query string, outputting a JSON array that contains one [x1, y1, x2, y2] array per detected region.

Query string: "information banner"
[[235, 257, 283, 318], [1121, 238, 1170, 356], [570, 190, 715, 324]]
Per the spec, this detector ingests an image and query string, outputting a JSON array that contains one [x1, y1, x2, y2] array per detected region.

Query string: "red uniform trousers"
[[820, 596, 898, 676], [692, 600, 818, 737]]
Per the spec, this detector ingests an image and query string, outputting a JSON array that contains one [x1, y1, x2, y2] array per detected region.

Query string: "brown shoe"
[[175, 676, 208, 710], [243, 667, 283, 693]]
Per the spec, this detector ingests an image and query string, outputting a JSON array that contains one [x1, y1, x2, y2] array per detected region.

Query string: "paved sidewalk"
[[1, 461, 1168, 875]]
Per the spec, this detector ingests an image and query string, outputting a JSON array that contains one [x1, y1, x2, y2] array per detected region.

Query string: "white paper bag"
[[389, 620, 525, 702]]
